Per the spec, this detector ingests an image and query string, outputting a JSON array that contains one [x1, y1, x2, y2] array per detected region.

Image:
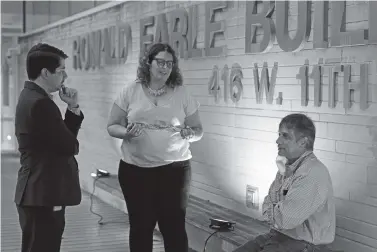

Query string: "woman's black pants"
[[118, 159, 191, 252]]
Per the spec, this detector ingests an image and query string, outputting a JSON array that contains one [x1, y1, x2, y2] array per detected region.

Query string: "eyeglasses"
[[154, 58, 174, 69]]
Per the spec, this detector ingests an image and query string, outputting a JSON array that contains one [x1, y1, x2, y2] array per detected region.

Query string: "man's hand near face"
[[59, 85, 81, 115], [59, 86, 78, 106]]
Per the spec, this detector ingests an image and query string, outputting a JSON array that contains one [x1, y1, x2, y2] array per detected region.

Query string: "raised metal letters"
[[72, 38, 80, 70], [296, 59, 309, 106], [359, 63, 369, 110], [208, 65, 221, 103], [88, 30, 101, 69], [253, 62, 278, 104], [221, 64, 229, 102], [155, 13, 169, 44], [72, 2, 377, 67], [205, 59, 371, 110], [313, 1, 329, 49], [204, 1, 227, 56], [276, 1, 311, 52], [309, 58, 323, 107], [187, 5, 203, 58], [343, 65, 352, 109], [230, 63, 244, 103], [369, 1, 377, 43], [118, 23, 132, 64], [139, 16, 155, 57], [79, 35, 90, 70], [100, 27, 113, 65], [68, 1, 375, 113], [245, 1, 275, 53], [103, 27, 117, 61], [169, 8, 189, 58], [208, 64, 244, 103], [343, 64, 369, 110], [276, 92, 283, 105], [253, 63, 262, 103], [73, 24, 132, 70], [328, 65, 342, 108], [331, 1, 368, 46]]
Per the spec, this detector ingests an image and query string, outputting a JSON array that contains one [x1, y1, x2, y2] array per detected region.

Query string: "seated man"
[[234, 113, 336, 252]]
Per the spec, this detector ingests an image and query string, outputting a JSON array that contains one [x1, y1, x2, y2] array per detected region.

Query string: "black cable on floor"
[[202, 230, 219, 252], [89, 176, 104, 225], [89, 176, 128, 226]]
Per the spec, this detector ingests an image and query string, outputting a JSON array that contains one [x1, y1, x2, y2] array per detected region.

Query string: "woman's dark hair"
[[137, 43, 183, 87], [26, 43, 68, 81]]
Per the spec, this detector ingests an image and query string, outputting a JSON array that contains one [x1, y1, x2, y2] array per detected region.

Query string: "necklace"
[[147, 85, 167, 97]]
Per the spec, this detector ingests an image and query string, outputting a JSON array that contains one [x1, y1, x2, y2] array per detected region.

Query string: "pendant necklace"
[[147, 84, 167, 97]]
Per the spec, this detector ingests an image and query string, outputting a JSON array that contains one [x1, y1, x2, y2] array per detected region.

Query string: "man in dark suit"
[[14, 43, 84, 252]]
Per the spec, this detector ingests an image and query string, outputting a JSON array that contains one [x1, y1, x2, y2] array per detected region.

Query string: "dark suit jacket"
[[14, 81, 84, 206]]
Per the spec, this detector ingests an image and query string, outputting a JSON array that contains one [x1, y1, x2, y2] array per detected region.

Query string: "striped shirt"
[[262, 151, 336, 245]]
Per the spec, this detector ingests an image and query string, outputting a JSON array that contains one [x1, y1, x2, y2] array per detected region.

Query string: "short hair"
[[137, 42, 183, 88], [26, 43, 68, 81], [279, 113, 316, 150]]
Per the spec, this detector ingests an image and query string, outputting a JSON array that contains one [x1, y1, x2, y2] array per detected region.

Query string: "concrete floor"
[[0, 154, 166, 252]]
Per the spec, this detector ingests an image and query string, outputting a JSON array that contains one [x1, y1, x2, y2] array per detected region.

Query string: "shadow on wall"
[[368, 117, 377, 162], [367, 116, 377, 188]]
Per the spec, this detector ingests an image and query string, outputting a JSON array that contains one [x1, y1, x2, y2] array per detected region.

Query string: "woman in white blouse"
[[107, 42, 203, 252]]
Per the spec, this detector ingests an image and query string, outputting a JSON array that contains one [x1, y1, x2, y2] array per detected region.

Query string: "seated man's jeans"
[[233, 229, 330, 252]]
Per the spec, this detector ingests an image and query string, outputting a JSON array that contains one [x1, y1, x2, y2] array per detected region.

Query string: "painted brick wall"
[[15, 1, 377, 251]]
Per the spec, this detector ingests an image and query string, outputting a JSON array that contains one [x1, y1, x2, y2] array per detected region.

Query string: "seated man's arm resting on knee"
[[262, 169, 328, 230], [262, 173, 283, 225]]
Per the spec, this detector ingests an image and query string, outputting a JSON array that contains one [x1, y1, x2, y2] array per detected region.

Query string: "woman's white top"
[[114, 81, 200, 168]]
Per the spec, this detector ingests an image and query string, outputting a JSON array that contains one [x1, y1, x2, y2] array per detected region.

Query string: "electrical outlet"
[[246, 185, 259, 210]]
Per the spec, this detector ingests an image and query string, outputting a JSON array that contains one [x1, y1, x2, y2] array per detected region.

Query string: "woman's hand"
[[180, 127, 195, 140], [125, 123, 143, 140]]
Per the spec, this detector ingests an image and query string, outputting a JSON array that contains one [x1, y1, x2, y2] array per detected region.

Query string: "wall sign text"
[[209, 60, 369, 110], [71, 1, 377, 70], [69, 1, 374, 111]]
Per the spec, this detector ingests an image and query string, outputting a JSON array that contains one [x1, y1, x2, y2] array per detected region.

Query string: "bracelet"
[[183, 127, 195, 139]]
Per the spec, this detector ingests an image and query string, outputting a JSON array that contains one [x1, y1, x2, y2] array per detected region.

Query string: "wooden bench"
[[87, 175, 342, 252], [185, 195, 270, 251], [185, 196, 343, 252]]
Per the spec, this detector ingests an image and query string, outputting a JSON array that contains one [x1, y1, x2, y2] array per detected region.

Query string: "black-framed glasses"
[[154, 58, 174, 69]]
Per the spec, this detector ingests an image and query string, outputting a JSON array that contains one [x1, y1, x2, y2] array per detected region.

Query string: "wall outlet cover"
[[246, 185, 259, 210]]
